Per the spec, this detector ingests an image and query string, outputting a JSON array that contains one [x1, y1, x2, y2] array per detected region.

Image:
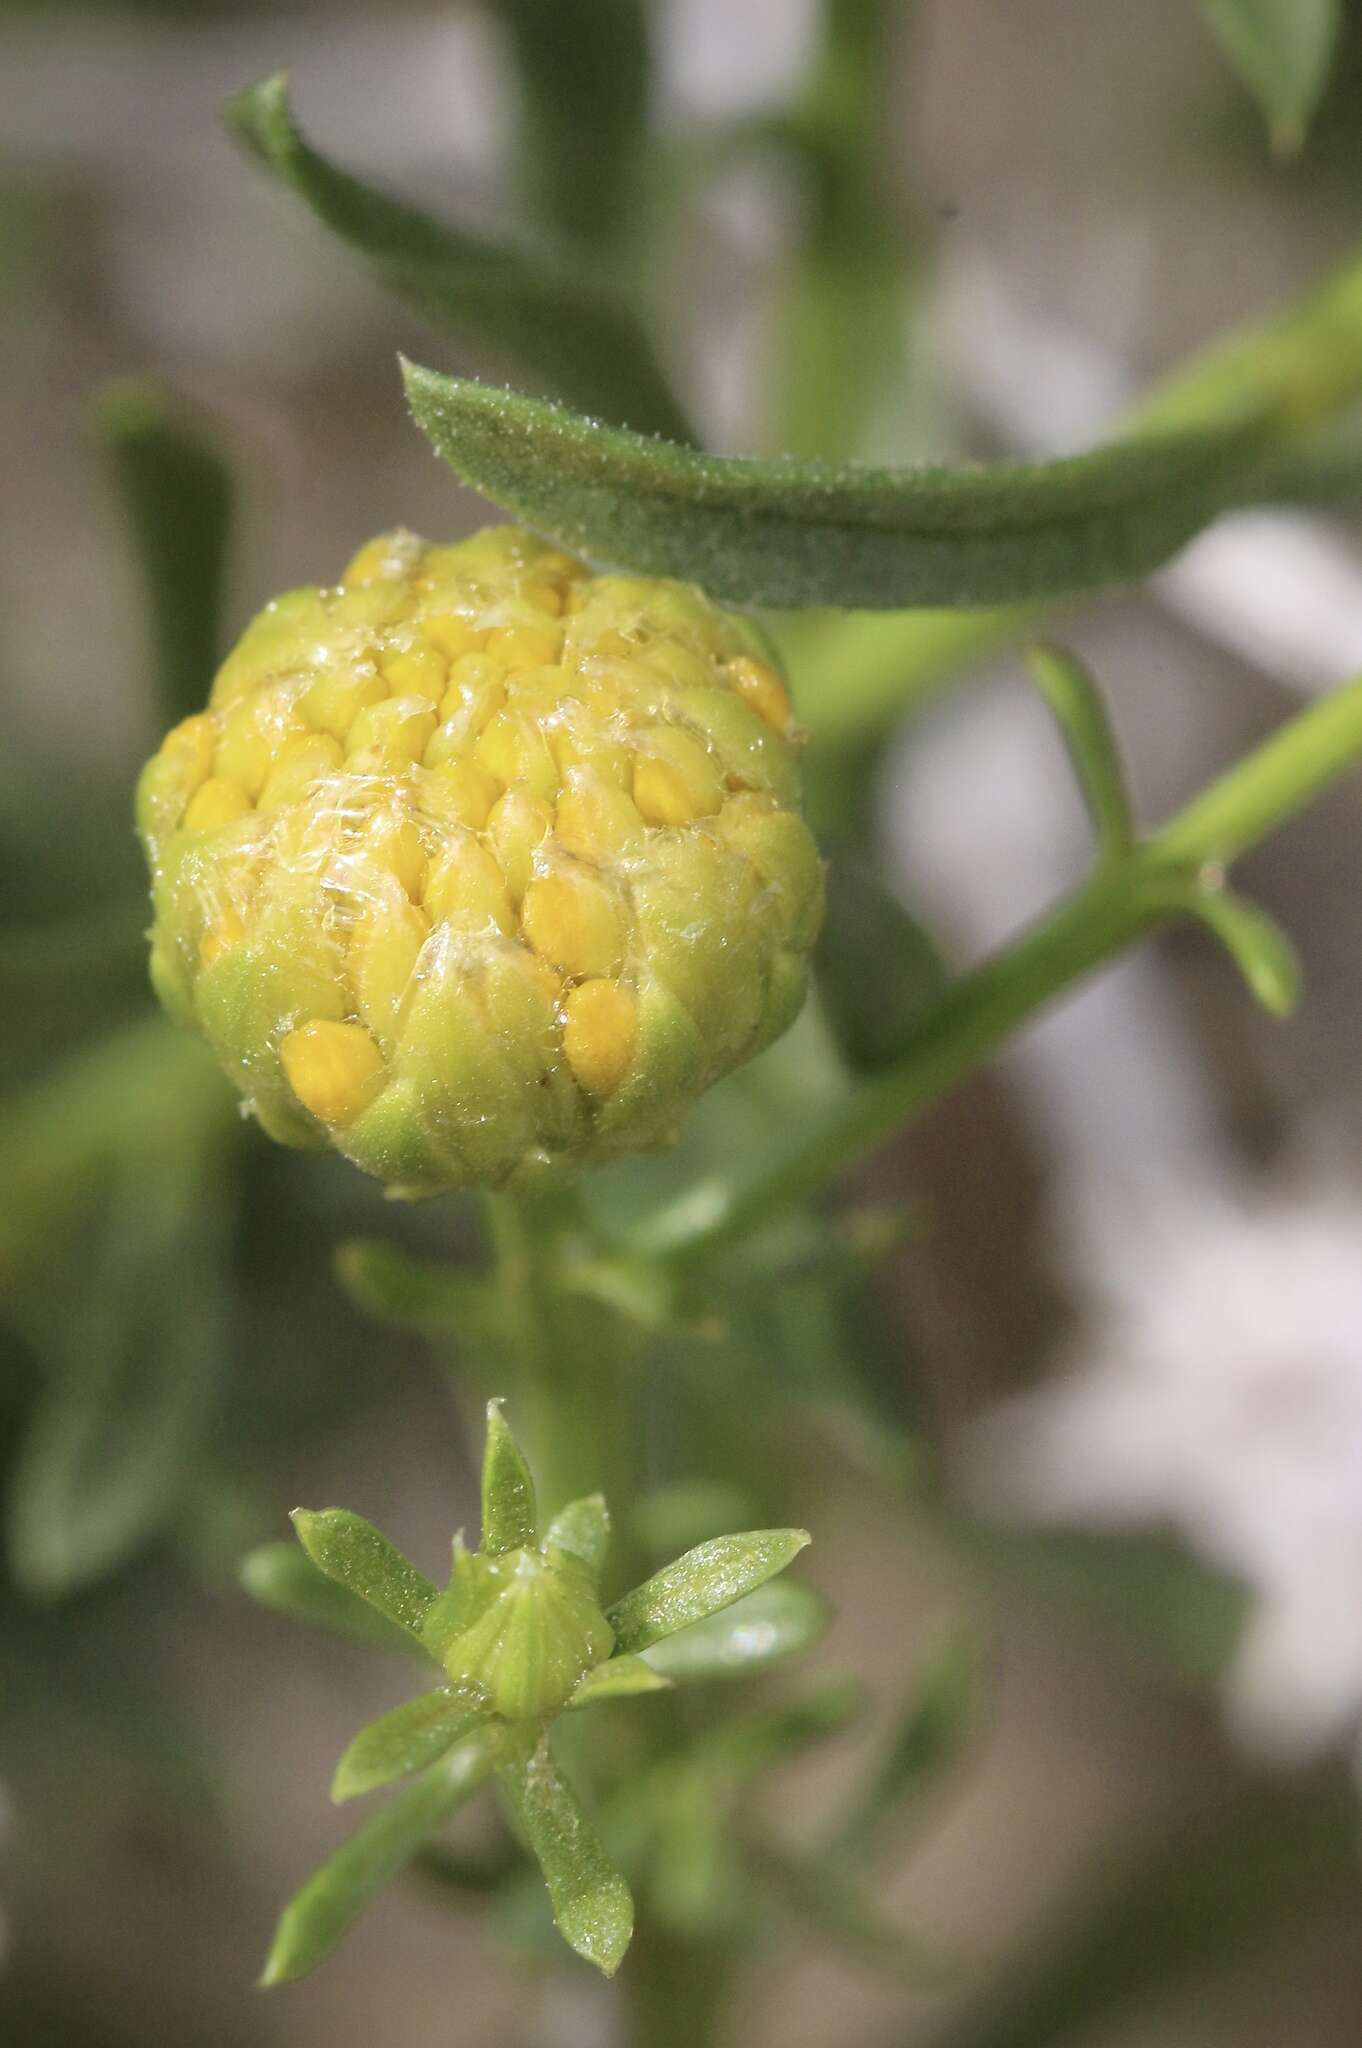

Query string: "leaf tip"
[[258, 1926, 296, 1989]]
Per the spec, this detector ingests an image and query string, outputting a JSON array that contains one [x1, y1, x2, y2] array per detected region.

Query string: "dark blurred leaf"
[[403, 362, 1275, 610], [641, 1580, 829, 1683], [833, 1626, 984, 1855], [816, 855, 948, 1072], [0, 898, 148, 1079], [497, 1737, 634, 1975], [240, 1541, 428, 1658], [262, 1738, 496, 1985], [291, 1508, 438, 1641], [92, 378, 233, 731], [772, 0, 912, 459], [480, 1399, 537, 1554], [608, 1530, 811, 1653], [703, 1677, 866, 1773], [228, 74, 692, 441], [933, 1769, 1362, 2048], [0, 1018, 232, 1286], [1201, 0, 1341, 152], [332, 1688, 489, 1802], [495, 0, 652, 254], [335, 1236, 501, 1344], [6, 1160, 230, 1595], [752, 1838, 949, 1983]]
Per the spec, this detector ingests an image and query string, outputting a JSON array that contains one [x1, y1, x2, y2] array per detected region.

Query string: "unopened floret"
[[136, 525, 823, 1196]]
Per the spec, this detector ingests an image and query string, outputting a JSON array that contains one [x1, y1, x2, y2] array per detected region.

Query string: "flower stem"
[[629, 673, 1362, 1271]]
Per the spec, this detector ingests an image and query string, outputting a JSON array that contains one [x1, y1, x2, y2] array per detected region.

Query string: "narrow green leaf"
[[6, 1164, 227, 1596], [261, 1738, 496, 1986], [494, 0, 651, 254], [335, 1238, 501, 1343], [770, 0, 909, 459], [1024, 642, 1136, 861], [834, 1628, 984, 1856], [291, 1509, 437, 1641], [228, 74, 692, 441], [1175, 884, 1302, 1017], [704, 1679, 866, 1774], [568, 1655, 672, 1709], [607, 1529, 811, 1654], [0, 1017, 232, 1291], [752, 1840, 950, 1984], [403, 361, 1273, 612], [92, 377, 233, 730], [332, 1688, 489, 1802], [497, 1738, 634, 1976], [240, 1542, 430, 1659], [543, 1492, 610, 1583], [640, 1580, 828, 1683], [480, 1401, 537, 1554], [1201, 0, 1340, 153]]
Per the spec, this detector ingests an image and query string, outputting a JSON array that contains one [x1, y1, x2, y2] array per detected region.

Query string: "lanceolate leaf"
[[639, 1579, 828, 1683], [496, 1738, 634, 1976], [93, 378, 233, 732], [494, 0, 652, 254], [239, 1542, 428, 1659], [291, 1508, 437, 1642], [228, 75, 691, 442], [544, 1492, 611, 1583], [261, 1739, 496, 1986], [1177, 884, 1302, 1018], [6, 1163, 228, 1596], [1025, 643, 1135, 863], [1201, 0, 1340, 153], [332, 1688, 489, 1802], [834, 1629, 984, 1856], [480, 1401, 537, 1554], [335, 1238, 502, 1345], [607, 1529, 811, 1654], [568, 1654, 672, 1708], [403, 363, 1274, 612]]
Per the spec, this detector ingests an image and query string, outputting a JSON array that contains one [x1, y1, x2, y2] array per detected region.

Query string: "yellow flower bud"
[[136, 526, 823, 1195]]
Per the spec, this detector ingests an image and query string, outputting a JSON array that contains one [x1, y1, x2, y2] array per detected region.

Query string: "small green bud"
[[136, 525, 824, 1196], [441, 1544, 615, 1721]]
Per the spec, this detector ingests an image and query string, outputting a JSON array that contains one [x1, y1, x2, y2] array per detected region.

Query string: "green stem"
[[629, 672, 1362, 1270], [477, 1187, 604, 1514]]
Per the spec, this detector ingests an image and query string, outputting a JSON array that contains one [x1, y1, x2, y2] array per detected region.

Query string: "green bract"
[[135, 525, 824, 1197], [257, 1402, 810, 1981]]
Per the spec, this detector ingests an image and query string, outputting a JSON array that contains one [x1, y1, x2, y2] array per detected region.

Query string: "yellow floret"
[[726, 654, 794, 734], [347, 698, 439, 770], [280, 1019, 385, 1126], [563, 980, 637, 1095], [423, 835, 516, 936], [486, 624, 563, 674], [522, 869, 626, 980], [198, 904, 246, 968], [161, 712, 217, 790], [184, 777, 252, 833], [380, 642, 447, 702], [632, 726, 723, 825], [257, 734, 345, 812]]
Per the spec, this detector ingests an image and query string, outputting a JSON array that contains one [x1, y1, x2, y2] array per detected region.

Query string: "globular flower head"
[[136, 526, 823, 1196]]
